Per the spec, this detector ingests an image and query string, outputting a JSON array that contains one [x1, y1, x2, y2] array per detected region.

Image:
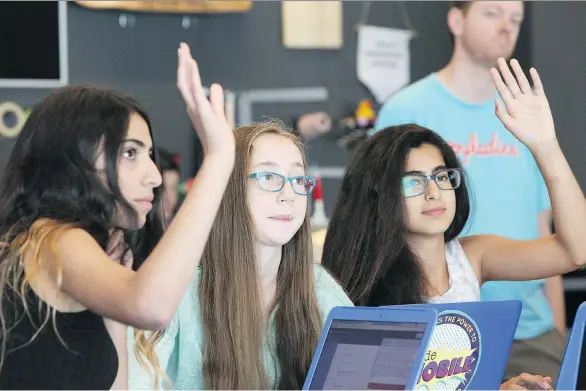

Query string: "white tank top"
[[425, 240, 481, 304]]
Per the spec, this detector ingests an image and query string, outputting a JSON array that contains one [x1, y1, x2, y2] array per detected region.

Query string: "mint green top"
[[128, 264, 353, 390]]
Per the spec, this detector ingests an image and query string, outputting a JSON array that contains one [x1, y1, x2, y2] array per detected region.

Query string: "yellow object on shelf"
[[355, 99, 376, 128]]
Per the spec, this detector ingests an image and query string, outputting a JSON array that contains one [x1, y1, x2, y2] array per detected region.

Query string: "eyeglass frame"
[[248, 171, 316, 196], [401, 168, 462, 198]]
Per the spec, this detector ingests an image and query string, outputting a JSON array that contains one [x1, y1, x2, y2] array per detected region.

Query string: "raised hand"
[[490, 58, 557, 152], [176, 43, 235, 158]]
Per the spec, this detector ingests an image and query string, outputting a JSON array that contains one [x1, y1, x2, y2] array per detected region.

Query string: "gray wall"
[[530, 2, 586, 325], [5, 2, 575, 214], [0, 1, 453, 213], [531, 2, 586, 191]]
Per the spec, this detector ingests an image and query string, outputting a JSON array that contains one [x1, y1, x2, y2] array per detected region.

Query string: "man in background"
[[371, 1, 566, 385]]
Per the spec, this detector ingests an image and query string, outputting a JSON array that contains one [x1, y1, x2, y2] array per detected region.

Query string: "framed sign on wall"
[[0, 1, 68, 88]]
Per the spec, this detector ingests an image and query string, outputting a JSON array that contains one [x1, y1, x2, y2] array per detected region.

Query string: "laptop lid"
[[303, 306, 438, 390], [386, 300, 521, 391], [558, 301, 586, 390]]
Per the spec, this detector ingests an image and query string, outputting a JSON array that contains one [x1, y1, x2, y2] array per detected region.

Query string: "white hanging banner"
[[357, 25, 413, 104]]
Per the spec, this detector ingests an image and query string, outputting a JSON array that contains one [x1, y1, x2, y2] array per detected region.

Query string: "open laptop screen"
[[308, 320, 427, 390]]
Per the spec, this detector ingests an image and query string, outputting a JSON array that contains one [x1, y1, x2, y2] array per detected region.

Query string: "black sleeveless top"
[[0, 285, 118, 389]]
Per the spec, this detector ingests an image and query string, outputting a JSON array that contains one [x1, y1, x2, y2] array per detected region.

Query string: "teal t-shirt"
[[371, 74, 553, 340], [128, 264, 353, 390]]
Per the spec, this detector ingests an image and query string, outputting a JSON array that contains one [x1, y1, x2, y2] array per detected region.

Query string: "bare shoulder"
[[458, 235, 490, 269], [22, 218, 98, 262], [30, 218, 93, 243], [460, 235, 505, 277], [39, 221, 104, 258], [28, 218, 108, 287], [27, 219, 141, 321], [23, 220, 97, 312]]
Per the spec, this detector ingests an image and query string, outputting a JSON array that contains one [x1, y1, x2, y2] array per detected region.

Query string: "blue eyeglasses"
[[249, 171, 316, 196], [402, 168, 461, 198]]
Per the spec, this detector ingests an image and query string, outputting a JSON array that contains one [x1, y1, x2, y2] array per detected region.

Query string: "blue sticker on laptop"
[[417, 311, 481, 391]]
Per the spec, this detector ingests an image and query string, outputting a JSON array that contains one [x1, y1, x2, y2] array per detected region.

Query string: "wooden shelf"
[[76, 1, 252, 14]]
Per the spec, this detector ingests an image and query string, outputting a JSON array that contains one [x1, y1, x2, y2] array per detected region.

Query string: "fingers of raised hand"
[[496, 57, 523, 99], [189, 57, 209, 109], [509, 59, 533, 95], [491, 65, 515, 108], [209, 83, 227, 123], [494, 98, 514, 129], [529, 67, 545, 97], [177, 44, 196, 110], [177, 43, 210, 116]]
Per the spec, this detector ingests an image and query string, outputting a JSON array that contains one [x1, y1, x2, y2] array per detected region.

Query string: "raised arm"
[[49, 43, 235, 330], [471, 57, 586, 283]]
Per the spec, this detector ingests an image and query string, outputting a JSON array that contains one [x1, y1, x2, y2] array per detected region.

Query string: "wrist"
[[202, 151, 235, 171], [529, 139, 562, 160]]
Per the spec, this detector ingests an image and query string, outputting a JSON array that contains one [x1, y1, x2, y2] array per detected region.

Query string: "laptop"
[[303, 306, 438, 390], [558, 301, 586, 390], [388, 300, 522, 391]]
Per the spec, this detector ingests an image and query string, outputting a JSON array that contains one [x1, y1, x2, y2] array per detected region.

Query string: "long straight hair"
[[199, 122, 322, 389], [322, 124, 471, 306]]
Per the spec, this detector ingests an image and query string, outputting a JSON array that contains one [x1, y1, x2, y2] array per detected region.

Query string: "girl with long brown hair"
[[0, 43, 234, 389], [128, 121, 352, 390]]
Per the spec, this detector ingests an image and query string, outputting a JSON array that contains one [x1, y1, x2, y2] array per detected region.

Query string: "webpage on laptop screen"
[[309, 320, 427, 390]]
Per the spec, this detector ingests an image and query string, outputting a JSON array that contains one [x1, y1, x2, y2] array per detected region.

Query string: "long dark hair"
[[322, 124, 471, 306], [0, 84, 165, 373]]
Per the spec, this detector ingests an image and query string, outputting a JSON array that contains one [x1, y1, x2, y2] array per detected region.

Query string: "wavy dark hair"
[[0, 84, 165, 374], [322, 124, 471, 306]]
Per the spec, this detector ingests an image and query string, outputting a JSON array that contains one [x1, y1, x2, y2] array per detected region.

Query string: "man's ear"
[[447, 6, 466, 42]]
